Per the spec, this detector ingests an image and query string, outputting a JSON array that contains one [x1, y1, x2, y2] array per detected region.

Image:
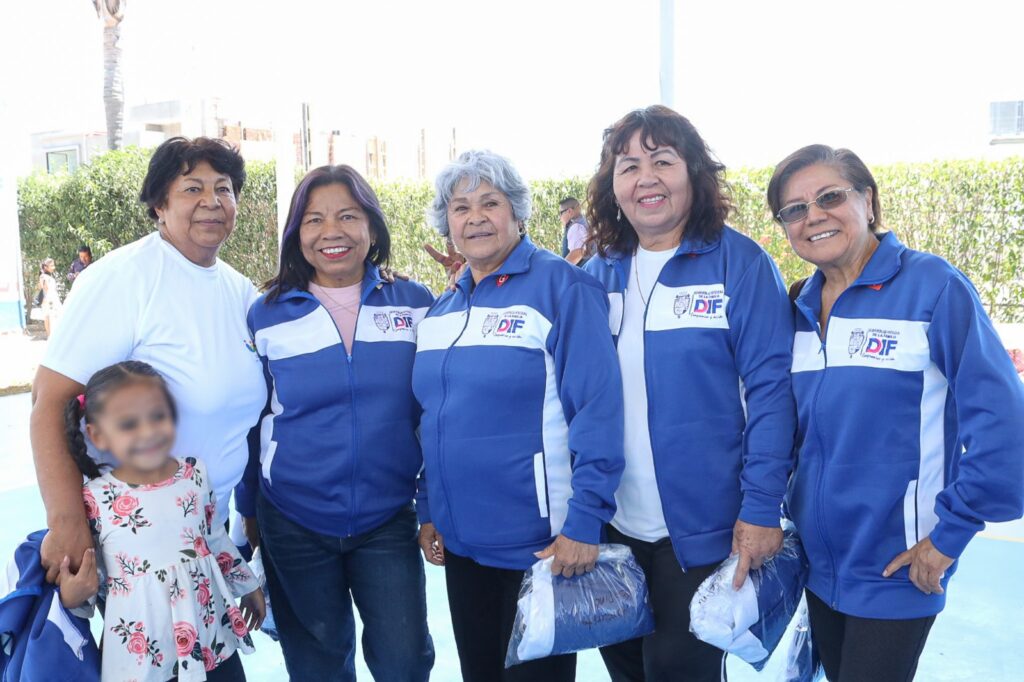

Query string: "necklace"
[[632, 251, 654, 307], [313, 282, 360, 313]]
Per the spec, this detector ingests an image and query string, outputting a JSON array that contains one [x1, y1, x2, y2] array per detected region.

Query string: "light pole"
[[660, 0, 676, 109]]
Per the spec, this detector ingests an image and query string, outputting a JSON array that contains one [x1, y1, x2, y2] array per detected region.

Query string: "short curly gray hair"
[[426, 150, 532, 236]]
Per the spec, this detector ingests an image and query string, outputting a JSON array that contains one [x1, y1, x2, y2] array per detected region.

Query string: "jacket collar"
[[274, 260, 385, 303], [796, 231, 907, 319], [457, 236, 537, 291]]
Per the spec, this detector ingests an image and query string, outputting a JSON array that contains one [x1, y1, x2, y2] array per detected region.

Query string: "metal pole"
[[660, 0, 676, 109]]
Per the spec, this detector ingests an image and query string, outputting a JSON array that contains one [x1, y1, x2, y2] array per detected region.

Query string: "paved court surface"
[[2, 392, 1022, 681]]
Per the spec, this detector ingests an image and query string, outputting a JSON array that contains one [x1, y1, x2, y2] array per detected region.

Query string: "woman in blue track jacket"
[[581, 106, 798, 682], [236, 166, 434, 681], [768, 145, 1024, 682], [413, 150, 625, 682]]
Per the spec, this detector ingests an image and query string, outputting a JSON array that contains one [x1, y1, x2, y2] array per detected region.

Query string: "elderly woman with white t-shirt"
[[30, 137, 267, 583]]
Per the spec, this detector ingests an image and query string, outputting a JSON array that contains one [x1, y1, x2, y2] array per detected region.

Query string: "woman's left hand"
[[883, 537, 954, 595], [534, 535, 598, 578]]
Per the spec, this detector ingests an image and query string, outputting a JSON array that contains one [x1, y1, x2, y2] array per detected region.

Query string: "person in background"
[[37, 257, 63, 337], [67, 245, 92, 284], [559, 197, 590, 266], [238, 165, 435, 681], [771, 144, 1024, 682], [583, 105, 797, 681], [415, 150, 624, 682]]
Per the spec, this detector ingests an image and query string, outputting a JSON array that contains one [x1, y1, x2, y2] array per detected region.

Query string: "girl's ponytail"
[[64, 394, 102, 480]]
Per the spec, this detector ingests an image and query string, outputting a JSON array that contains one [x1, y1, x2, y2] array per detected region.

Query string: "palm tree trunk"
[[93, 0, 125, 150], [103, 20, 123, 150]]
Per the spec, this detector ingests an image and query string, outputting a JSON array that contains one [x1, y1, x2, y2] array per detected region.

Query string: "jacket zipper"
[[807, 297, 841, 609], [435, 285, 475, 540], [308, 290, 363, 538]]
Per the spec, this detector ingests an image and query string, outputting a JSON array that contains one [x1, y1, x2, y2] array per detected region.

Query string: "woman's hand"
[[731, 520, 783, 589], [242, 516, 260, 551], [379, 267, 411, 284], [423, 240, 465, 292], [57, 548, 99, 609], [418, 522, 445, 566], [240, 587, 266, 632], [534, 535, 599, 578], [883, 537, 954, 595]]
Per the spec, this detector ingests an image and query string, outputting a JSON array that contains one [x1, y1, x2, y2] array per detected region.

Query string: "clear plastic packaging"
[[505, 543, 655, 667], [778, 597, 824, 682], [689, 530, 808, 671]]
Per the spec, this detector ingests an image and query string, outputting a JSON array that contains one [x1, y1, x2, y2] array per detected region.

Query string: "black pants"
[[444, 549, 576, 682], [805, 589, 936, 682], [599, 526, 726, 682], [171, 652, 246, 681]]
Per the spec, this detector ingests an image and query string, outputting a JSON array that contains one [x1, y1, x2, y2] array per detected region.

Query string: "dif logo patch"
[[848, 328, 900, 360], [372, 310, 415, 333], [674, 290, 725, 319], [482, 311, 527, 338]]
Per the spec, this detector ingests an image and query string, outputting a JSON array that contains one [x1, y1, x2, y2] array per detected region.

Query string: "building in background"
[[990, 100, 1024, 146], [30, 99, 458, 183]]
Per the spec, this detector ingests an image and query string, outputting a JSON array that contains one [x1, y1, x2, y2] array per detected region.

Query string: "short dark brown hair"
[[138, 137, 246, 221], [767, 144, 883, 232], [586, 105, 732, 256]]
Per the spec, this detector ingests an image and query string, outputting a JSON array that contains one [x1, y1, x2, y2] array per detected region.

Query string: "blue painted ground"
[[2, 392, 1021, 681]]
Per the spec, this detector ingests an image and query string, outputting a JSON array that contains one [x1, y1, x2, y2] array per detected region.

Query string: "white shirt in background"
[[611, 246, 676, 542]]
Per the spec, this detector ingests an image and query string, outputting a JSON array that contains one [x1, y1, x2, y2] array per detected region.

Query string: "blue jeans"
[[256, 495, 434, 681]]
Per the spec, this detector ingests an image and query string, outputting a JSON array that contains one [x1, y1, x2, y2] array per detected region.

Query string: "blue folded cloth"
[[506, 544, 655, 667], [0, 530, 101, 681], [689, 530, 809, 671]]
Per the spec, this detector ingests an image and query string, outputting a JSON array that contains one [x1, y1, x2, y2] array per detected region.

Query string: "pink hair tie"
[[76, 394, 86, 410]]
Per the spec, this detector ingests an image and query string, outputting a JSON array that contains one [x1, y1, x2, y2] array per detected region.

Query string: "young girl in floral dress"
[[56, 360, 265, 681]]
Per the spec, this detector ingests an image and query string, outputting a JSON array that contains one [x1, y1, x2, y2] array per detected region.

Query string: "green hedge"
[[18, 149, 1024, 322]]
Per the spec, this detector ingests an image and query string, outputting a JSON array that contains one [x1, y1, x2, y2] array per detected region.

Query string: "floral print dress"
[[83, 457, 259, 681]]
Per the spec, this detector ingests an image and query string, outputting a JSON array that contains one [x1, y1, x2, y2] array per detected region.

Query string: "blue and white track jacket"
[[789, 232, 1024, 618], [236, 264, 434, 537], [413, 237, 625, 570], [584, 226, 797, 569]]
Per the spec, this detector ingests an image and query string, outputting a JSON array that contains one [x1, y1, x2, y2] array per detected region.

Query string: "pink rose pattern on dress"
[[111, 618, 162, 667], [82, 487, 100, 520], [88, 458, 256, 678]]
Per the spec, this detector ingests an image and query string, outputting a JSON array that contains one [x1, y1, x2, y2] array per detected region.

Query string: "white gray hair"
[[426, 150, 532, 236]]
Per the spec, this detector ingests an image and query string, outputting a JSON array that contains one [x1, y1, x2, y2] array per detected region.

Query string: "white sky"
[[1, 0, 1022, 179]]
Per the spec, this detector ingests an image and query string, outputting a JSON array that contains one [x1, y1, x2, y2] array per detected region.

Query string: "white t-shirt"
[[611, 246, 676, 542], [43, 232, 268, 523]]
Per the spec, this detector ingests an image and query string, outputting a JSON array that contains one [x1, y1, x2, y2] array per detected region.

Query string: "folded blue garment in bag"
[[689, 530, 809, 671], [505, 544, 655, 667]]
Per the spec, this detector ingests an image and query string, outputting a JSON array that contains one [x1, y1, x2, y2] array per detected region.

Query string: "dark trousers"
[[805, 590, 936, 682], [256, 496, 434, 682], [599, 526, 726, 682], [171, 652, 245, 681], [444, 549, 577, 682]]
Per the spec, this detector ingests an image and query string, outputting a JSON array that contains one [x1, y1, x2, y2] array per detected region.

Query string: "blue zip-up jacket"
[[0, 531, 100, 681], [584, 226, 797, 569], [789, 231, 1024, 619], [413, 237, 625, 570], [235, 263, 434, 537]]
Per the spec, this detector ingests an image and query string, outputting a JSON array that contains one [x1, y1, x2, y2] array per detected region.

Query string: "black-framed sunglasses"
[[558, 207, 572, 216], [776, 187, 855, 225]]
